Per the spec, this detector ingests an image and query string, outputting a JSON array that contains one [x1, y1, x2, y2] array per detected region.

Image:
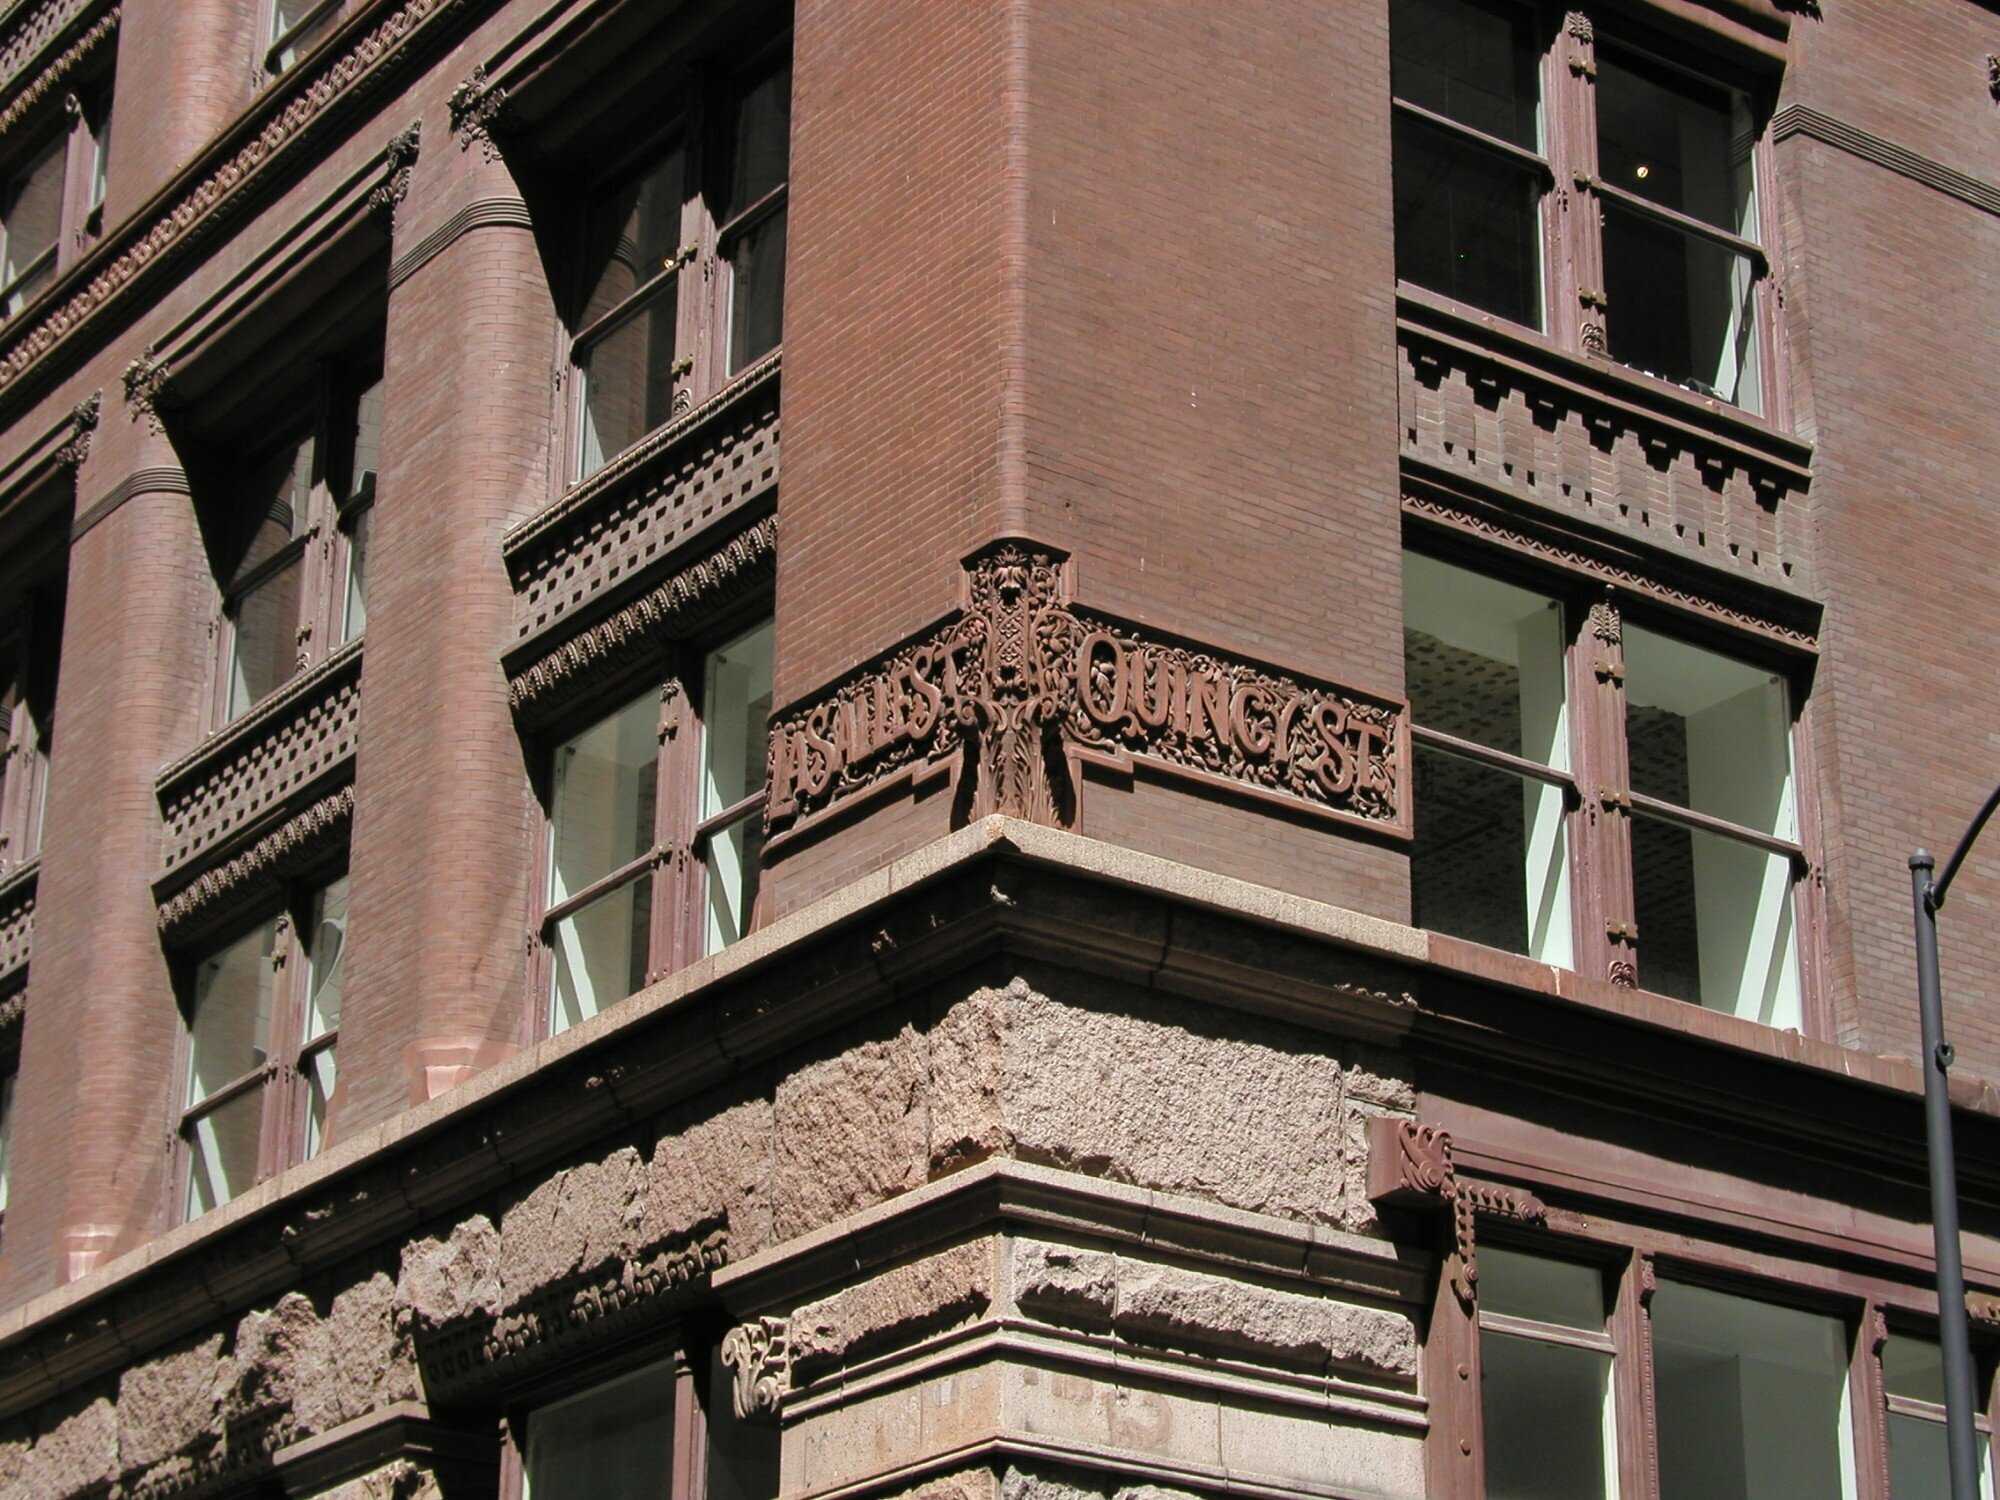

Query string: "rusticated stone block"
[[291, 1274, 419, 1438], [496, 1146, 646, 1301], [773, 1017, 929, 1239], [116, 1331, 226, 1472], [644, 1093, 775, 1256], [22, 1392, 116, 1497], [790, 1240, 995, 1378], [929, 985, 1010, 1174], [394, 1216, 502, 1333], [1011, 1241, 1116, 1329]]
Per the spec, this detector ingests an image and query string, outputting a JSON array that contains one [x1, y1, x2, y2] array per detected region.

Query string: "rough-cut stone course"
[[789, 1239, 995, 1378]]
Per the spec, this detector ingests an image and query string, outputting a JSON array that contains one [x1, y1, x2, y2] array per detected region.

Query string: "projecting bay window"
[[1404, 549, 1811, 1026], [568, 42, 790, 482], [178, 874, 348, 1220], [211, 365, 382, 726], [541, 620, 773, 1036], [1390, 0, 1776, 414]]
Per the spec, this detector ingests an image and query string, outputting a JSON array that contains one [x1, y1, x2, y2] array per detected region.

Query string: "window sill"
[[1396, 284, 1812, 480]]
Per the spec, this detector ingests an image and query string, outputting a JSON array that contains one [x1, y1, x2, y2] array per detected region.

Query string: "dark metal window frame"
[[1389, 0, 1785, 421]]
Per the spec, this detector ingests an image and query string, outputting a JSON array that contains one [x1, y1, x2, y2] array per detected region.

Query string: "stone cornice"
[[155, 784, 354, 944], [1, 818, 1995, 1424], [0, 0, 484, 411]]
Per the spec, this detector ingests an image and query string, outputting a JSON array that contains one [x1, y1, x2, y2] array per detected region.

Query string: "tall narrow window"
[[1881, 1334, 1997, 1499], [224, 431, 315, 721], [0, 581, 62, 873], [0, 138, 64, 319], [1405, 554, 1573, 966], [1623, 624, 1801, 1025], [336, 375, 382, 644], [179, 871, 352, 1220], [575, 144, 689, 480], [1651, 1280, 1857, 1499], [722, 57, 790, 374], [539, 619, 774, 1037], [1477, 1247, 1618, 1499], [1390, 0, 1546, 328], [524, 1359, 680, 1498], [0, 1068, 17, 1229], [1595, 51, 1763, 411]]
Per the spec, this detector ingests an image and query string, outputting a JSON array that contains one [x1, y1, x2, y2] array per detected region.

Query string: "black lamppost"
[[1910, 783, 2000, 1500]]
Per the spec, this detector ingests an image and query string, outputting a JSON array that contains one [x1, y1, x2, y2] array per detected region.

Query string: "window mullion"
[[1549, 10, 1608, 358], [651, 669, 697, 984], [1575, 592, 1637, 988], [680, 87, 720, 409], [1856, 1305, 1895, 1500]]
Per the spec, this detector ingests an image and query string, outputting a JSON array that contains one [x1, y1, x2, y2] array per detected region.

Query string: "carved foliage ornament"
[[766, 540, 1408, 837], [720, 1315, 789, 1423], [53, 386, 99, 465], [448, 62, 508, 161], [366, 119, 422, 216]]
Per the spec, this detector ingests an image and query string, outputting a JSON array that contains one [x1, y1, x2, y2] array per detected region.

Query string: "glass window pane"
[[303, 1044, 336, 1162], [550, 693, 659, 899], [1624, 625, 1794, 836], [1479, 1246, 1606, 1329], [1390, 0, 1540, 147], [185, 1087, 264, 1219], [188, 919, 278, 1106], [1653, 1279, 1856, 1500], [1393, 115, 1542, 327], [730, 62, 791, 213], [0, 1071, 14, 1215], [1889, 1414, 1994, 1500], [1883, 1336, 1948, 1406], [1632, 811, 1800, 1026], [550, 873, 652, 1036], [524, 1359, 676, 1500], [227, 553, 304, 720], [578, 287, 678, 478], [306, 875, 347, 1041], [701, 623, 773, 955], [1597, 51, 1755, 238], [2, 138, 63, 311], [348, 376, 383, 503], [270, 0, 335, 70], [1480, 1331, 1616, 1500], [1405, 556, 1570, 966], [1603, 203, 1760, 410], [89, 101, 110, 211], [727, 208, 785, 372], [341, 502, 371, 643]]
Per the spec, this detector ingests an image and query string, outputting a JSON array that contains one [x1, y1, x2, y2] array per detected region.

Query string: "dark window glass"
[[1, 138, 64, 316], [724, 61, 789, 372], [1390, 0, 1540, 147], [577, 146, 686, 478], [1597, 52, 1752, 233], [1392, 115, 1542, 326], [226, 433, 314, 720]]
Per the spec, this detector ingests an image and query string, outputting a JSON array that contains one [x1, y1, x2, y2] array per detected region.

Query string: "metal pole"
[[1911, 848, 1982, 1500]]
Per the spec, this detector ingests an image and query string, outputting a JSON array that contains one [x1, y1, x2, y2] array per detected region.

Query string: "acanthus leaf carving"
[[448, 63, 509, 161], [720, 1315, 790, 1423], [53, 385, 99, 465], [1365, 1119, 1547, 1313], [366, 118, 422, 216], [122, 351, 169, 432]]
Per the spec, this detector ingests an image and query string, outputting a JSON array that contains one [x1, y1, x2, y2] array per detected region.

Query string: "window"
[[1880, 1334, 1997, 1499], [541, 621, 772, 1037], [0, 84, 113, 319], [0, 1068, 15, 1231], [178, 874, 348, 1219], [1404, 550, 1809, 1025], [1390, 0, 1772, 412], [0, 576, 65, 873], [265, 0, 341, 75], [1477, 1249, 1862, 1500], [211, 361, 381, 726], [568, 45, 790, 481]]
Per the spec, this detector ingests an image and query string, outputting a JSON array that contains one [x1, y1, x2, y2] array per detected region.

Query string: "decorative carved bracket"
[[448, 63, 509, 161], [122, 351, 169, 433], [54, 387, 99, 466], [720, 1315, 790, 1423], [368, 120, 423, 217], [1365, 1118, 1546, 1311]]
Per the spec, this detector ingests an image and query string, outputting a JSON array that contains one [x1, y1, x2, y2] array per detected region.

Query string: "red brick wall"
[[104, 0, 260, 226]]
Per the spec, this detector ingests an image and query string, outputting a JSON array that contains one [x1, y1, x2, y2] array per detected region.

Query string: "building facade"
[[0, 0, 1996, 1494]]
